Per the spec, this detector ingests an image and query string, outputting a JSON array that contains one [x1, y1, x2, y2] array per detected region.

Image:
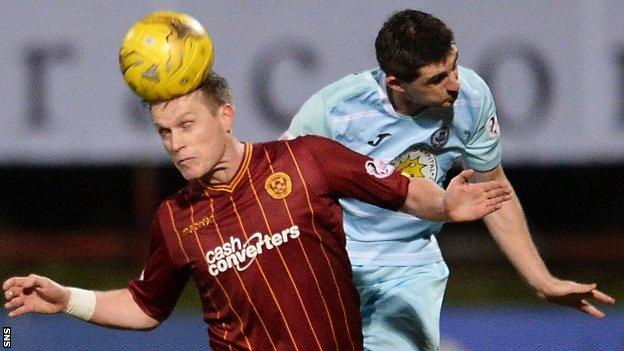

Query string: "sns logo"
[[206, 225, 300, 276], [3, 327, 10, 348]]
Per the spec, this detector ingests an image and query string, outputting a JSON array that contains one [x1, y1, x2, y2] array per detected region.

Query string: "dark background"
[[1, 164, 622, 308]]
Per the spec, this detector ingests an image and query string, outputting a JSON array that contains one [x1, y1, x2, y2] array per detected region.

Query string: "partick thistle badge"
[[265, 172, 292, 199]]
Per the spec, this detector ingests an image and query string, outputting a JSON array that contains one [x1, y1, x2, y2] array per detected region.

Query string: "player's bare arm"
[[3, 274, 159, 329], [400, 169, 512, 222], [471, 165, 616, 318]]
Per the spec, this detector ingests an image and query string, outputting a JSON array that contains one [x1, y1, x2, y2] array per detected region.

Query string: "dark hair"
[[375, 9, 455, 82], [197, 71, 233, 115], [146, 71, 232, 114]]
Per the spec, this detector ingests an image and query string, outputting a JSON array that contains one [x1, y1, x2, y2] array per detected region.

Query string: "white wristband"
[[64, 287, 96, 321]]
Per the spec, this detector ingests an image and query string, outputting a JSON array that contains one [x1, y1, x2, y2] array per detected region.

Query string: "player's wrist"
[[64, 287, 96, 321], [441, 194, 454, 221]]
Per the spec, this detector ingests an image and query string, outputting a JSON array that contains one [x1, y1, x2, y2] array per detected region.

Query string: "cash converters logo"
[[206, 225, 300, 276]]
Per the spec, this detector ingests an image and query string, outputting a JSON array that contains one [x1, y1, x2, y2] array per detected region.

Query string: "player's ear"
[[219, 103, 235, 133], [385, 75, 406, 93]]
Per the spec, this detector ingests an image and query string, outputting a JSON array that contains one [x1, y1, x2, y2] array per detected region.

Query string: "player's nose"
[[170, 131, 186, 152], [447, 74, 460, 94]]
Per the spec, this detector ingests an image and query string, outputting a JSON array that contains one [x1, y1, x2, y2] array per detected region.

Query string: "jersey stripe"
[[184, 192, 232, 345], [227, 193, 282, 349], [239, 176, 305, 350], [207, 195, 254, 351], [165, 200, 190, 264], [246, 163, 323, 350], [262, 146, 339, 350], [284, 141, 356, 351]]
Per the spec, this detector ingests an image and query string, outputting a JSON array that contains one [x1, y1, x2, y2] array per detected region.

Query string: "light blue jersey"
[[287, 67, 501, 266]]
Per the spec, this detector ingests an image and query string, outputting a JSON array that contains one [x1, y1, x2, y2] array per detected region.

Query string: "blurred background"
[[1, 1, 623, 350]]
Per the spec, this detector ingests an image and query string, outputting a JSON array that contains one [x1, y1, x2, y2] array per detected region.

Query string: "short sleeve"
[[127, 216, 190, 322], [285, 93, 332, 139], [301, 136, 409, 209], [463, 81, 502, 171]]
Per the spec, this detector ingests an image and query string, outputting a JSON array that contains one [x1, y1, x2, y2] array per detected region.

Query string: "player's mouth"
[[442, 96, 457, 107], [177, 157, 195, 166]]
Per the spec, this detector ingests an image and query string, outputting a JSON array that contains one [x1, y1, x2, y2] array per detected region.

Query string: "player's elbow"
[[138, 324, 160, 332], [135, 317, 161, 331]]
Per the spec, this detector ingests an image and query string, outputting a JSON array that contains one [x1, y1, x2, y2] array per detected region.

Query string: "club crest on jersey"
[[265, 172, 292, 199], [365, 159, 394, 178], [392, 148, 437, 180], [430, 127, 450, 148], [487, 114, 501, 139]]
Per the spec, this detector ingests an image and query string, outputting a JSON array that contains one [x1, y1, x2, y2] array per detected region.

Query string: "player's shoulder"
[[312, 68, 381, 109], [263, 136, 341, 158], [265, 135, 338, 150], [252, 137, 339, 169]]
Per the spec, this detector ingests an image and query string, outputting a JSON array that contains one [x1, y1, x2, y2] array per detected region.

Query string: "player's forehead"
[[417, 45, 458, 80], [151, 91, 201, 125]]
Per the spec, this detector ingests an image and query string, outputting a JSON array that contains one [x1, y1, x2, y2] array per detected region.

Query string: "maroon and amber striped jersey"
[[128, 135, 409, 351]]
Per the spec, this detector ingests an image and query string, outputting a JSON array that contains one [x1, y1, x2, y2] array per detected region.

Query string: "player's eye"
[[429, 75, 445, 85], [157, 128, 169, 138]]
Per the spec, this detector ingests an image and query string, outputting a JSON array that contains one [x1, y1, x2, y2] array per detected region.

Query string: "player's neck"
[[201, 137, 245, 185], [388, 88, 426, 116]]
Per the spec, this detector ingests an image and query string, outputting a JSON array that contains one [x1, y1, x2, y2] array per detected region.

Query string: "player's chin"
[[176, 166, 198, 181]]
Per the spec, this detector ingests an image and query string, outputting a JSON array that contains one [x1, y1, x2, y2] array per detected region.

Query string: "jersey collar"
[[198, 143, 253, 193]]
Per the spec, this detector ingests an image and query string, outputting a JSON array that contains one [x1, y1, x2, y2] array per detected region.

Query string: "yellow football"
[[119, 11, 214, 102]]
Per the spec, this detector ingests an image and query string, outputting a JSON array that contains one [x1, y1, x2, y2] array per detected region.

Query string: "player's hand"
[[445, 169, 512, 221], [536, 278, 616, 319], [3, 274, 71, 318]]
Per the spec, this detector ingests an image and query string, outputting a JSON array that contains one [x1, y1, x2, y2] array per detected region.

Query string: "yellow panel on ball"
[[119, 11, 214, 102]]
